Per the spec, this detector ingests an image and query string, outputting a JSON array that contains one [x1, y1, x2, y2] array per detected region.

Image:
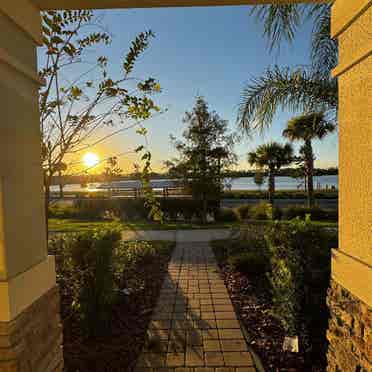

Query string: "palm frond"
[[310, 4, 338, 79], [237, 66, 337, 135], [250, 4, 305, 51]]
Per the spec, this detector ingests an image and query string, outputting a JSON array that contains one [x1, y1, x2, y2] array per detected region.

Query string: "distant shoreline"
[[50, 169, 338, 186]]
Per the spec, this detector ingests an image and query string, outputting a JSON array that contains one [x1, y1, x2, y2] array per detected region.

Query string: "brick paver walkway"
[[135, 242, 256, 372]]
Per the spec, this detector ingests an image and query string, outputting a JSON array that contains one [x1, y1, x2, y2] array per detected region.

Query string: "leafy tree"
[[253, 170, 266, 192], [168, 97, 236, 222], [248, 142, 294, 203], [239, 3, 337, 134], [39, 10, 161, 220], [283, 112, 336, 206]]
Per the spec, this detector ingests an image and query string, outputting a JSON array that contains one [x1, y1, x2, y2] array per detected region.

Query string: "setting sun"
[[83, 152, 100, 168]]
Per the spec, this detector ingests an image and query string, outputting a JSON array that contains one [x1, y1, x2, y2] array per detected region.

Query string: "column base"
[[326, 279, 371, 372], [0, 286, 63, 372]]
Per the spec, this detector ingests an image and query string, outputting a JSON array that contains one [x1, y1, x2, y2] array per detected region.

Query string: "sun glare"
[[83, 152, 100, 168]]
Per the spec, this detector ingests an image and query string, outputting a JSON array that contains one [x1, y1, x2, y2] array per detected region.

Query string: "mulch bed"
[[219, 264, 326, 372], [59, 249, 173, 372]]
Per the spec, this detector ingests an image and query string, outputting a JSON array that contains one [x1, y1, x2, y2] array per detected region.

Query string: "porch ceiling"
[[33, 0, 328, 10]]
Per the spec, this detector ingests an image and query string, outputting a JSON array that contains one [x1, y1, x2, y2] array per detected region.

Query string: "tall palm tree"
[[283, 112, 336, 207], [248, 142, 294, 203], [239, 3, 337, 134]]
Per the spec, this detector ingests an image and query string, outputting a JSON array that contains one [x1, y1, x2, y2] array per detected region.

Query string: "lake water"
[[228, 175, 338, 191], [50, 175, 338, 192]]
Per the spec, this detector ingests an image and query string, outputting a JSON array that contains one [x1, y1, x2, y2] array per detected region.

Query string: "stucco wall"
[[0, 11, 47, 280], [337, 9, 372, 266]]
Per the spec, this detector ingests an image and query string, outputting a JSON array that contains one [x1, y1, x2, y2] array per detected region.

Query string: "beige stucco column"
[[327, 1, 371, 371], [330, 0, 372, 310], [0, 2, 63, 371]]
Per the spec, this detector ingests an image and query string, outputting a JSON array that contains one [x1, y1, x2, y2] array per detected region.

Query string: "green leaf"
[[71, 86, 82, 98]]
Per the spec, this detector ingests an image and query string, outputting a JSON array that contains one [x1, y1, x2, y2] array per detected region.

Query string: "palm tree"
[[239, 4, 337, 134], [248, 142, 294, 203], [283, 112, 336, 207]]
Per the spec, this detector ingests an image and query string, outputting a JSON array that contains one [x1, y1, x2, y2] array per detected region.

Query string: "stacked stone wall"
[[0, 287, 63, 372], [327, 280, 371, 372]]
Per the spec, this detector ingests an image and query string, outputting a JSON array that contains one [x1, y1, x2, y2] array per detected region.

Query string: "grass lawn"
[[48, 218, 338, 233]]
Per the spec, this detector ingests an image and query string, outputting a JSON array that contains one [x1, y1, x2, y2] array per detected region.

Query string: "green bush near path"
[[215, 208, 241, 223], [49, 227, 175, 338], [211, 217, 337, 367]]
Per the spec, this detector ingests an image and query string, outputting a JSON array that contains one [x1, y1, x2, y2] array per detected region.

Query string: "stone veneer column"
[[0, 1, 63, 371], [327, 1, 372, 371]]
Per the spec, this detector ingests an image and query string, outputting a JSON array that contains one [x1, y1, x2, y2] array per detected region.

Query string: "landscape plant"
[[248, 142, 294, 203], [283, 112, 336, 206], [50, 231, 175, 371], [39, 10, 162, 223], [215, 208, 241, 223], [236, 204, 251, 220], [166, 97, 237, 223], [50, 227, 122, 337], [264, 215, 334, 357]]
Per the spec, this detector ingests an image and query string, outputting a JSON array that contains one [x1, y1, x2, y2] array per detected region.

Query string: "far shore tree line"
[[49, 166, 338, 186]]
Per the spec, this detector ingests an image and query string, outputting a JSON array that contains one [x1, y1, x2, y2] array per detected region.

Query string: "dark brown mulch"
[[60, 251, 173, 372], [219, 264, 325, 372]]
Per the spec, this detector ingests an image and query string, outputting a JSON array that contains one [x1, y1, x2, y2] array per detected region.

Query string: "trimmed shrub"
[[117, 199, 148, 221], [48, 204, 77, 219], [215, 208, 241, 223], [50, 228, 121, 337], [283, 205, 337, 222], [160, 199, 219, 222], [228, 251, 270, 275], [72, 198, 116, 220], [237, 204, 251, 219], [250, 202, 282, 220], [211, 230, 268, 268]]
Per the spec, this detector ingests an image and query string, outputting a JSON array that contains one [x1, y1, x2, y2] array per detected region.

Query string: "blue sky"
[[38, 6, 338, 173]]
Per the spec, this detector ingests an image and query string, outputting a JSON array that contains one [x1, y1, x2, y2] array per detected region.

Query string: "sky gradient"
[[37, 6, 338, 174]]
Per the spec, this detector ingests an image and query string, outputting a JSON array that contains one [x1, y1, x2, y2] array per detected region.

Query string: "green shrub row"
[[235, 203, 337, 222], [223, 190, 338, 200], [49, 199, 337, 224], [49, 198, 221, 222]]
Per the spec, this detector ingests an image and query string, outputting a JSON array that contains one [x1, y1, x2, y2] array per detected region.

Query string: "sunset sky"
[[37, 6, 338, 174]]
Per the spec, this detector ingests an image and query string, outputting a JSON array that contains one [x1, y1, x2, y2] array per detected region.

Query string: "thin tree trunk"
[[305, 140, 315, 207], [217, 157, 221, 210], [58, 170, 64, 199], [44, 173, 50, 241], [202, 192, 207, 224], [268, 169, 275, 204]]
